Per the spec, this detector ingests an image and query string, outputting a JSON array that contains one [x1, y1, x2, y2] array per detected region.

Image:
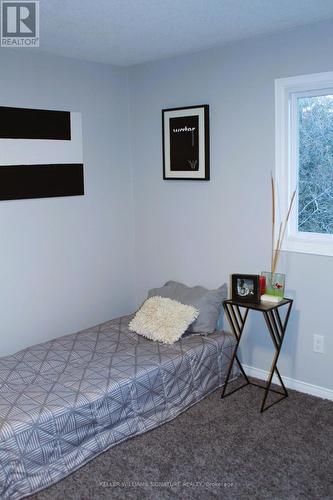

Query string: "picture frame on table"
[[231, 274, 261, 303], [162, 104, 209, 180]]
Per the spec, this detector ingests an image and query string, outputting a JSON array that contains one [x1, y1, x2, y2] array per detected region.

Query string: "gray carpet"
[[29, 378, 333, 500]]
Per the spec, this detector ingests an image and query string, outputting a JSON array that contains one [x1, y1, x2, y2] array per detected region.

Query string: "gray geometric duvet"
[[0, 315, 236, 499]]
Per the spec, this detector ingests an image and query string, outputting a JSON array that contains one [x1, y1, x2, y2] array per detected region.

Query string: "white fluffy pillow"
[[129, 296, 199, 345]]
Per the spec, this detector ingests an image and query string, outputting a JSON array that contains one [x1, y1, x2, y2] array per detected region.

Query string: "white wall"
[[1, 20, 332, 393], [128, 20, 333, 392], [0, 49, 135, 356]]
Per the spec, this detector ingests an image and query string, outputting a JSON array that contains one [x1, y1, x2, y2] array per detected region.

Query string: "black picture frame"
[[162, 104, 210, 180], [231, 274, 260, 304]]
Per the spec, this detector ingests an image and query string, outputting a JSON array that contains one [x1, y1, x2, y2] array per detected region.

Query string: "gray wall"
[[0, 50, 135, 356], [128, 20, 333, 391], [1, 20, 332, 391]]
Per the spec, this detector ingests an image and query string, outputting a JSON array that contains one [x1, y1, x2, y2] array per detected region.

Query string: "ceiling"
[[34, 0, 333, 66]]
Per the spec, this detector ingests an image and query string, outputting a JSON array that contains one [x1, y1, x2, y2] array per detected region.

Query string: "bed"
[[0, 314, 237, 499]]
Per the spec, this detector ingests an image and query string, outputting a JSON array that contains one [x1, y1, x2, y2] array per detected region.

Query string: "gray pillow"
[[148, 280, 227, 334]]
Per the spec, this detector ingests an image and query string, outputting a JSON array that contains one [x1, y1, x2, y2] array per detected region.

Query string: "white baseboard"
[[243, 364, 333, 402]]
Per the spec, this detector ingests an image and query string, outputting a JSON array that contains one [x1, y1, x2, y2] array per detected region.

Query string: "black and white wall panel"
[[0, 106, 84, 201]]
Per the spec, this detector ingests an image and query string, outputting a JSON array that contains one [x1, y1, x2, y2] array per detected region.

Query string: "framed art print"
[[162, 104, 209, 180], [231, 274, 261, 304]]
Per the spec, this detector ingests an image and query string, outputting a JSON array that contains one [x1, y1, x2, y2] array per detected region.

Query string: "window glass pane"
[[298, 94, 333, 234]]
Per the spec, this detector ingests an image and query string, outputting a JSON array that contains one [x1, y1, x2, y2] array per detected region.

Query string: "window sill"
[[283, 237, 333, 257]]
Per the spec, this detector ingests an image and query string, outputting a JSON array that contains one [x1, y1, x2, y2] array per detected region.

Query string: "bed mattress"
[[0, 315, 236, 499]]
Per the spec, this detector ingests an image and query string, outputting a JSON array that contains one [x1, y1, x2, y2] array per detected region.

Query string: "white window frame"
[[275, 71, 333, 257]]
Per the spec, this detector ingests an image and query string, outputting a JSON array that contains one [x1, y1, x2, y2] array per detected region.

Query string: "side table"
[[221, 298, 293, 412]]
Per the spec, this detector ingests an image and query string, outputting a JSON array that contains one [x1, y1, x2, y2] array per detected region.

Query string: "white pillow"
[[129, 296, 199, 345]]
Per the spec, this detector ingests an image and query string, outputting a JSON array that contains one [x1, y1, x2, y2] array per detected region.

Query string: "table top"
[[224, 298, 292, 311]]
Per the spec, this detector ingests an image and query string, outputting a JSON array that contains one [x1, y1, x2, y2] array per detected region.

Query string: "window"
[[275, 71, 333, 256]]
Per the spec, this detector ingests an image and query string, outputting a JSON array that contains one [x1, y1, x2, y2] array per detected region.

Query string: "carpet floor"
[[29, 378, 333, 500]]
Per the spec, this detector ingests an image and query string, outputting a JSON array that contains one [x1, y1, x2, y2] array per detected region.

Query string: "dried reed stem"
[[271, 189, 296, 276], [272, 222, 282, 275], [271, 174, 275, 274]]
